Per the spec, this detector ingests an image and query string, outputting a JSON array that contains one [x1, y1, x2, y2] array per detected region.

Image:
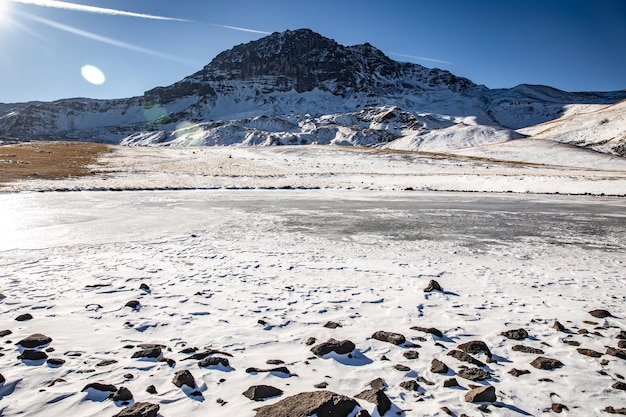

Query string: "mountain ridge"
[[1, 29, 625, 155]]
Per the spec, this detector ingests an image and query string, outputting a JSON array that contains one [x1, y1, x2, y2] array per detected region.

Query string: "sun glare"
[[81, 64, 106, 85], [0, 0, 15, 26]]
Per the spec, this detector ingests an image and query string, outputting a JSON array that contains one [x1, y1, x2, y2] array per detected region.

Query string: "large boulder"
[[465, 385, 496, 403], [254, 391, 360, 417], [17, 333, 52, 348]]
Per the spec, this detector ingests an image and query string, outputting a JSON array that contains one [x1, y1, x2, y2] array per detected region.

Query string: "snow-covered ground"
[[1, 145, 625, 416], [0, 189, 625, 417]]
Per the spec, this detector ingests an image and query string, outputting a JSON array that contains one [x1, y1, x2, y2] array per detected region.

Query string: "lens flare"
[[81, 64, 105, 85]]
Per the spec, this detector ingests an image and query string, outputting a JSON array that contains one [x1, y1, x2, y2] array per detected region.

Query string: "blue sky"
[[0, 0, 625, 103]]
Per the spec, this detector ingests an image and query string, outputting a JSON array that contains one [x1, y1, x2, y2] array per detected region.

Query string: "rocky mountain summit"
[[1, 29, 625, 155]]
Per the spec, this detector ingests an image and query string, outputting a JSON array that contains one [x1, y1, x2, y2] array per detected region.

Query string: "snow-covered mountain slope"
[[518, 99, 626, 156], [1, 29, 625, 155]]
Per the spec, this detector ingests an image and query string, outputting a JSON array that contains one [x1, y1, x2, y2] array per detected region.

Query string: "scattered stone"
[[440, 406, 453, 416], [266, 359, 284, 365], [431, 358, 449, 374], [465, 385, 496, 403], [182, 349, 233, 360], [553, 321, 567, 332], [619, 341, 626, 349], [125, 300, 141, 310], [410, 326, 443, 338], [82, 382, 117, 393], [65, 351, 82, 357], [604, 406, 626, 414], [124, 374, 134, 379], [172, 370, 196, 389], [355, 389, 392, 416], [393, 364, 411, 372], [96, 359, 118, 367], [0, 374, 4, 384], [112, 402, 159, 417], [131, 347, 162, 359], [369, 378, 386, 390], [578, 329, 589, 335], [17, 333, 52, 348], [379, 355, 389, 361], [246, 366, 292, 376], [399, 380, 420, 391], [0, 330, 12, 337], [139, 283, 150, 291], [606, 347, 626, 360], [48, 378, 66, 387], [146, 385, 157, 394], [530, 357, 564, 370], [577, 348, 603, 358], [403, 350, 419, 360], [538, 378, 554, 382], [552, 403, 568, 413], [112, 386, 134, 402], [216, 398, 227, 406], [457, 367, 492, 381], [423, 279, 443, 293], [311, 338, 355, 356], [589, 309, 612, 318], [477, 404, 491, 413], [617, 331, 626, 340], [15, 313, 33, 322], [179, 347, 197, 354], [613, 381, 626, 391], [501, 328, 529, 340], [458, 340, 492, 358], [418, 376, 435, 386], [512, 345, 544, 354], [46, 347, 55, 352], [253, 391, 359, 417], [372, 330, 406, 345], [443, 378, 459, 387], [447, 350, 486, 367], [158, 357, 175, 367], [198, 356, 230, 368], [508, 368, 531, 377], [47, 358, 65, 366], [566, 340, 581, 346], [305, 337, 317, 346], [324, 321, 342, 329], [314, 381, 328, 389], [18, 350, 48, 361], [243, 385, 284, 401]]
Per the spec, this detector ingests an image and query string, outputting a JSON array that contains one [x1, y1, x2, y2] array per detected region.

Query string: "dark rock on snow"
[[530, 356, 564, 370], [355, 388, 392, 416], [443, 378, 460, 387], [18, 350, 48, 361], [501, 328, 529, 340], [430, 358, 449, 374], [369, 377, 386, 390], [112, 386, 134, 402], [0, 329, 12, 337], [198, 356, 230, 368], [410, 326, 443, 338], [131, 347, 162, 359], [17, 333, 52, 348], [242, 385, 284, 401], [512, 345, 544, 354], [253, 390, 359, 417], [589, 309, 612, 318], [613, 381, 626, 391], [457, 340, 492, 358], [399, 379, 421, 391], [172, 369, 196, 389], [15, 313, 33, 322], [245, 366, 292, 376], [423, 279, 443, 292], [457, 367, 492, 381], [314, 381, 329, 389], [125, 300, 141, 310], [324, 321, 342, 329], [371, 330, 406, 345], [47, 358, 65, 366], [508, 368, 531, 377], [311, 338, 355, 356], [577, 348, 603, 358], [82, 382, 117, 392], [465, 385, 497, 403], [606, 347, 626, 360], [403, 350, 419, 359], [447, 350, 486, 367], [112, 402, 159, 417]]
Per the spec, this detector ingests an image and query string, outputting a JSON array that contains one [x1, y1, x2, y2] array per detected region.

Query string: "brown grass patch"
[[0, 141, 112, 185]]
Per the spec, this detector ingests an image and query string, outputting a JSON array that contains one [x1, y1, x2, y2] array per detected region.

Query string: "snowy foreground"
[[1, 146, 626, 417]]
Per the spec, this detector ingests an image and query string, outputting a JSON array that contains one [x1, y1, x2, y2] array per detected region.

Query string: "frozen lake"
[[2, 190, 624, 252]]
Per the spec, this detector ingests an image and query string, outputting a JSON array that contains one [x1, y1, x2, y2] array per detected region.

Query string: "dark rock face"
[[112, 402, 159, 417], [242, 385, 283, 401], [172, 370, 196, 389], [112, 386, 134, 402], [443, 378, 459, 387], [457, 340, 492, 358], [311, 338, 355, 356], [423, 279, 443, 293], [501, 328, 529, 340], [18, 350, 48, 361], [431, 358, 449, 374], [354, 389, 392, 416], [0, 330, 12, 337], [17, 333, 52, 348], [457, 367, 492, 381], [198, 356, 230, 368], [589, 309, 612, 318], [447, 350, 486, 367], [530, 357, 564, 370], [465, 385, 496, 403], [254, 391, 359, 417], [512, 345, 544, 354], [15, 313, 33, 322], [371, 331, 406, 345], [47, 358, 65, 366], [399, 380, 420, 391]]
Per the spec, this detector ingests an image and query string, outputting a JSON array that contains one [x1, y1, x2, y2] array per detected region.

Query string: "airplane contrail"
[[388, 52, 451, 65], [8, 0, 191, 21], [20, 11, 198, 65], [211, 24, 271, 35]]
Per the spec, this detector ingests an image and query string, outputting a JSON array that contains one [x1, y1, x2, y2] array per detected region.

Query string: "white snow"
[[0, 189, 624, 417]]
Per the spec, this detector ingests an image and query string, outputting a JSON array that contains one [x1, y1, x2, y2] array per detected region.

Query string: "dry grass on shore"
[[0, 141, 111, 185]]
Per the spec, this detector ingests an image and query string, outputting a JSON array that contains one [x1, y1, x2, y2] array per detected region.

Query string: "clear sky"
[[0, 0, 625, 103]]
